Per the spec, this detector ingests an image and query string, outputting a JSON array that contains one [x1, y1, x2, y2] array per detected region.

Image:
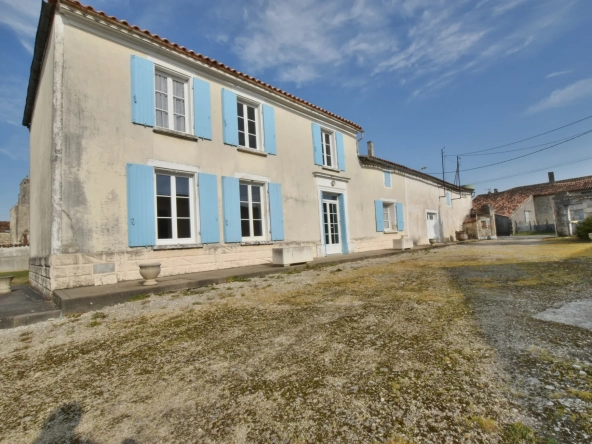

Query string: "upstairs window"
[[237, 101, 259, 150], [383, 202, 397, 232], [155, 72, 188, 132], [322, 130, 335, 168]]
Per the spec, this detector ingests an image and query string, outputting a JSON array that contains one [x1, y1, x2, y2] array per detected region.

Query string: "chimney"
[[548, 171, 555, 184], [494, 188, 498, 193], [367, 141, 375, 157]]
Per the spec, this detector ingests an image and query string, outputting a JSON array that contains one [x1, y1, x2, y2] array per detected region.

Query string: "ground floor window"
[[383, 202, 396, 231], [240, 182, 265, 240], [156, 172, 194, 243]]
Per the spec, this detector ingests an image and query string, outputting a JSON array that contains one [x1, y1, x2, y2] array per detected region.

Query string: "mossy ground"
[[0, 239, 590, 443]]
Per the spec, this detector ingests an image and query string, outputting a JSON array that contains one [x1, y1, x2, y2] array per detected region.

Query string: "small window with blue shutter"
[[445, 191, 451, 207], [312, 125, 345, 171], [154, 171, 197, 245], [384, 171, 392, 188]]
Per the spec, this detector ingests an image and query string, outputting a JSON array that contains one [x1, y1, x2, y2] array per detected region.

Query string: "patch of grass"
[[502, 422, 538, 443], [330, 268, 343, 273], [469, 416, 498, 433], [66, 313, 83, 319], [130, 294, 150, 302], [91, 312, 107, 320], [226, 276, 251, 283], [0, 269, 29, 285], [88, 320, 102, 327], [568, 388, 592, 402]]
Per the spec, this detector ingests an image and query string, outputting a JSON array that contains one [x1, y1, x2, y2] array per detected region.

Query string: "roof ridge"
[[61, 0, 362, 131]]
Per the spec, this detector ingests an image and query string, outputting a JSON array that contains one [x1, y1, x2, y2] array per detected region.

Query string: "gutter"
[[22, 0, 57, 128]]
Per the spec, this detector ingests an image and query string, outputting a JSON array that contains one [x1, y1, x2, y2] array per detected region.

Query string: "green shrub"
[[575, 216, 592, 240]]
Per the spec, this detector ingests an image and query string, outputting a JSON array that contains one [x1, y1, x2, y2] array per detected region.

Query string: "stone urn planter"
[[138, 263, 161, 286], [455, 231, 469, 241], [0, 276, 14, 295], [429, 238, 437, 245]]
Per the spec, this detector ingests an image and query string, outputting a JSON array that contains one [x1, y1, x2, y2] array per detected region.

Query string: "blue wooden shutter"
[[384, 171, 391, 187], [446, 191, 451, 206], [338, 194, 348, 254], [222, 176, 241, 242], [336, 132, 346, 171], [126, 163, 156, 246], [198, 173, 219, 243], [262, 104, 277, 155], [396, 202, 405, 231], [130, 56, 155, 127], [311, 123, 323, 166], [193, 78, 212, 140], [268, 183, 284, 240], [222, 89, 238, 146], [374, 200, 384, 232]]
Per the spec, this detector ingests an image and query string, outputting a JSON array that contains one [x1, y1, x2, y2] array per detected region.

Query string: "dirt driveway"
[[1, 239, 590, 443]]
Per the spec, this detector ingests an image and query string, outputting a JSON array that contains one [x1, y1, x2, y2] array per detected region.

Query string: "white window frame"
[[239, 180, 268, 242], [524, 210, 531, 224], [382, 201, 397, 232], [445, 191, 451, 207], [237, 98, 263, 151], [154, 68, 190, 134], [570, 207, 585, 222], [321, 129, 337, 169], [154, 169, 197, 245]]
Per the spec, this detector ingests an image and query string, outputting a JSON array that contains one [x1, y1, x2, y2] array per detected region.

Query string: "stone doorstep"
[[52, 244, 449, 315]]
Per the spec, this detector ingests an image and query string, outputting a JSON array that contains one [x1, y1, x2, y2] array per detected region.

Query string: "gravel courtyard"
[[1, 239, 591, 443]]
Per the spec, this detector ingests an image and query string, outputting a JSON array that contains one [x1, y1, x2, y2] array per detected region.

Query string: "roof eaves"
[[55, 0, 362, 132]]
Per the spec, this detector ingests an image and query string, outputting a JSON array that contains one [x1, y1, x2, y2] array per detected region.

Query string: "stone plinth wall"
[[0, 246, 30, 273]]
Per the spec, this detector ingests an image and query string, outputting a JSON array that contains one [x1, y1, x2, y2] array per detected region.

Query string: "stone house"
[[553, 190, 592, 236], [10, 177, 30, 245], [472, 172, 592, 236], [23, 0, 472, 296]]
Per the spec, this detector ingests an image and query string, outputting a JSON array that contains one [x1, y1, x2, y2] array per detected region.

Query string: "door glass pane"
[[253, 220, 263, 237], [176, 177, 189, 197], [241, 220, 250, 237], [157, 219, 172, 239], [177, 219, 191, 238], [176, 198, 190, 218]]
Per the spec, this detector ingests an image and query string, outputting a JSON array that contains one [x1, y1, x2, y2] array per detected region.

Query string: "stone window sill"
[[237, 147, 268, 157], [322, 166, 341, 173], [153, 127, 198, 142], [384, 230, 399, 234], [153, 243, 204, 250], [240, 241, 274, 246]]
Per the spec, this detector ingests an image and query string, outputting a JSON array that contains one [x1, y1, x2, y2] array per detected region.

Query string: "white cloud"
[[0, 0, 40, 53], [547, 70, 572, 78], [526, 78, 592, 114], [492, 0, 529, 16]]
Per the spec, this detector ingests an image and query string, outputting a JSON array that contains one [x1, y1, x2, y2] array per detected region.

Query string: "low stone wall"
[[0, 246, 30, 273], [352, 236, 407, 253]]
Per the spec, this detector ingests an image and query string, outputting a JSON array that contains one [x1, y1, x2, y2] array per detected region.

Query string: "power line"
[[446, 114, 592, 156], [461, 130, 592, 156], [470, 154, 592, 185], [428, 128, 592, 174]]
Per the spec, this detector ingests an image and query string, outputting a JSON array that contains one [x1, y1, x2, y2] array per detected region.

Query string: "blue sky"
[[1, 0, 591, 220]]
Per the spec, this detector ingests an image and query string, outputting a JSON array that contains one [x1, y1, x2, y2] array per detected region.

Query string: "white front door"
[[323, 199, 342, 255], [427, 212, 439, 241]]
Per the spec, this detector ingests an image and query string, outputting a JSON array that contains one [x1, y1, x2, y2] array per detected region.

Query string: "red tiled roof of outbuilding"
[[59, 0, 362, 132], [472, 175, 592, 217]]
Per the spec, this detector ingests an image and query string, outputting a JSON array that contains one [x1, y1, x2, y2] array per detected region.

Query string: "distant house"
[[472, 172, 592, 236], [10, 178, 30, 245], [22, 0, 473, 297], [0, 221, 10, 245]]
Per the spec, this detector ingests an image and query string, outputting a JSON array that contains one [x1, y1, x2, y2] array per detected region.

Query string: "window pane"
[[156, 175, 171, 196], [240, 202, 249, 219], [156, 110, 167, 128], [248, 120, 256, 135], [241, 220, 250, 237], [238, 132, 246, 147], [177, 219, 191, 238], [176, 177, 189, 196], [177, 198, 190, 218], [173, 80, 184, 98], [175, 115, 185, 132], [251, 186, 261, 203], [237, 103, 244, 117], [155, 74, 167, 92], [240, 184, 249, 202], [157, 218, 172, 239], [248, 135, 257, 149], [252, 203, 261, 220], [247, 106, 255, 120], [253, 220, 263, 237], [174, 98, 185, 115], [238, 117, 245, 132], [157, 196, 172, 217]]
